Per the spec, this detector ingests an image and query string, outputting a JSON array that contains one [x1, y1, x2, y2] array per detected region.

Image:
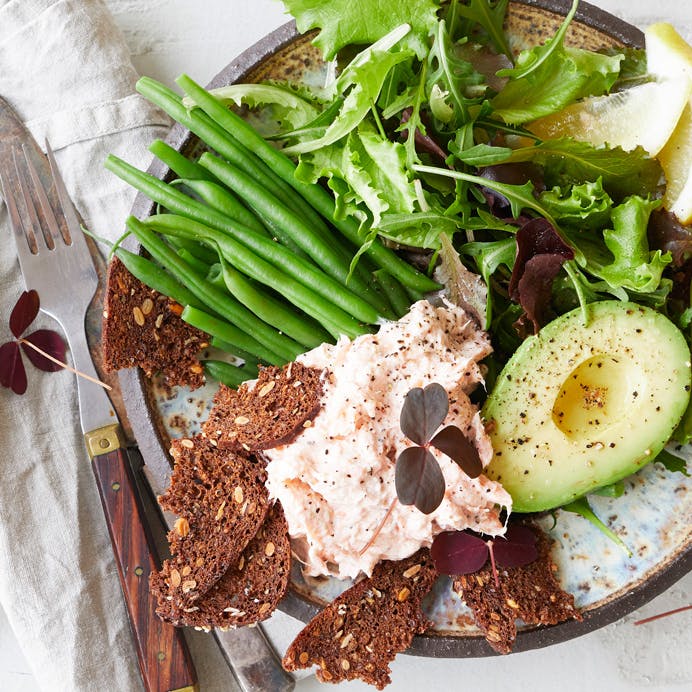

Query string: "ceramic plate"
[[119, 0, 692, 657]]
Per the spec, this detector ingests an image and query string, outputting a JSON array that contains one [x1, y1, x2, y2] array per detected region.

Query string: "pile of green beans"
[[105, 76, 441, 389]]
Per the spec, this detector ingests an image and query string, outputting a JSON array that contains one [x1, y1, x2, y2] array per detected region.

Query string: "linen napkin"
[[0, 1, 305, 689]]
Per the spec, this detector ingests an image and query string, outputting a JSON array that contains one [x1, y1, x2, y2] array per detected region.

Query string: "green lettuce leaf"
[[539, 179, 613, 230], [491, 0, 622, 124], [295, 128, 417, 226], [283, 0, 440, 60], [574, 196, 671, 294], [283, 29, 414, 154]]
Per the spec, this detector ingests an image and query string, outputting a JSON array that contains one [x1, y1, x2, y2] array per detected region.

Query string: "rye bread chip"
[[453, 526, 582, 654], [154, 502, 291, 629], [283, 549, 437, 689], [150, 435, 270, 611], [202, 362, 324, 451], [102, 256, 206, 388]]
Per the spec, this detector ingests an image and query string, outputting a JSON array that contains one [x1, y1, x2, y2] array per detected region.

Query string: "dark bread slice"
[[202, 361, 324, 451], [453, 525, 582, 654], [153, 501, 291, 630], [283, 549, 437, 689], [102, 256, 207, 389], [150, 434, 270, 611]]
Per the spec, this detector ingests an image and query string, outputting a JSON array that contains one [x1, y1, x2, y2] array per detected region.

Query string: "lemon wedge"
[[526, 78, 692, 157], [646, 23, 692, 223], [646, 22, 692, 81]]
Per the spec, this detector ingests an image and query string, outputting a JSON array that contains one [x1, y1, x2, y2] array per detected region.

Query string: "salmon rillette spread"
[[264, 300, 512, 580]]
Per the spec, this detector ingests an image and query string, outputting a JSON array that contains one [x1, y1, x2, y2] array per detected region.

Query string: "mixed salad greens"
[[105, 0, 692, 540], [212, 2, 675, 342]]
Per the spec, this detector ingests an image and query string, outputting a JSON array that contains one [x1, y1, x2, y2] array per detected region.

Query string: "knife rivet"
[[99, 438, 110, 449], [111, 482, 121, 492], [134, 566, 144, 577], [157, 651, 166, 662]]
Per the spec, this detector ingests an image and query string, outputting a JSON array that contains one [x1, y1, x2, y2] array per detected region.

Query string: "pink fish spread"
[[264, 299, 512, 579]]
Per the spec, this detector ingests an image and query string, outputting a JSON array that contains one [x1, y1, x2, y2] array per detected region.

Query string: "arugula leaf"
[[426, 19, 485, 127], [377, 211, 461, 248], [539, 178, 613, 230], [456, 0, 512, 62], [491, 0, 622, 124], [505, 138, 662, 199], [460, 236, 515, 324], [454, 142, 512, 166], [284, 32, 414, 154], [654, 449, 690, 477], [562, 497, 632, 557], [283, 0, 441, 60]]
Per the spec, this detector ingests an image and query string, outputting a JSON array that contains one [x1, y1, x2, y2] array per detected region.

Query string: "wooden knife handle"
[[92, 447, 198, 692]]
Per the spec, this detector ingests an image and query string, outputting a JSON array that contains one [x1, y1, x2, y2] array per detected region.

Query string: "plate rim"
[[118, 0, 691, 659]]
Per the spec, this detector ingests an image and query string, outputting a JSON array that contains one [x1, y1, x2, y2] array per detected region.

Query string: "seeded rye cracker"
[[453, 526, 582, 654], [202, 362, 324, 450], [283, 549, 437, 690], [150, 435, 270, 611], [102, 256, 207, 388], [154, 501, 291, 629]]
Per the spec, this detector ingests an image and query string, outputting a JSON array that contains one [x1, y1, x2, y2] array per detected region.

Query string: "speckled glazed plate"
[[119, 0, 692, 658]]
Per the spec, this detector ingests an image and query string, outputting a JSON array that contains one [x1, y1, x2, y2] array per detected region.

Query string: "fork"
[[0, 142, 198, 692]]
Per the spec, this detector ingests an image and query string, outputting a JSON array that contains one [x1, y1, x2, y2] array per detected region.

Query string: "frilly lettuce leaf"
[[539, 179, 613, 230], [574, 196, 672, 294], [282, 0, 441, 60], [491, 0, 622, 124], [295, 128, 417, 226]]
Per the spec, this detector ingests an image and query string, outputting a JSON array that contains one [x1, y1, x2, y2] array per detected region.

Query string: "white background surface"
[[1, 1, 691, 691]]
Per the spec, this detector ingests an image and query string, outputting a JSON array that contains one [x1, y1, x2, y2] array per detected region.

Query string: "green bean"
[[203, 359, 258, 388], [177, 247, 210, 275], [173, 74, 441, 294], [209, 336, 261, 366], [373, 269, 412, 318], [198, 153, 382, 301], [149, 139, 217, 182], [210, 261, 331, 348], [165, 235, 218, 264], [178, 178, 266, 234], [105, 154, 273, 240], [146, 213, 370, 339], [126, 216, 302, 362], [112, 245, 207, 312], [181, 305, 285, 365]]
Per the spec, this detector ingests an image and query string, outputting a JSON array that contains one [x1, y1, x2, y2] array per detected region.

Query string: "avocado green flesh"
[[483, 301, 692, 512]]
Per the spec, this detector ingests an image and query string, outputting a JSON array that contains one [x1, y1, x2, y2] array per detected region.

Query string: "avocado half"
[[484, 301, 691, 512]]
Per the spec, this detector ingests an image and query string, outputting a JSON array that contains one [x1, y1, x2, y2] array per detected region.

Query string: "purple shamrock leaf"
[[395, 446, 446, 515]]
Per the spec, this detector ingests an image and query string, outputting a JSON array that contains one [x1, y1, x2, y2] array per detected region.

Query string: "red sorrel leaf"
[[21, 329, 67, 372], [395, 446, 446, 514], [492, 524, 539, 568], [9, 290, 39, 338], [0, 341, 27, 395], [431, 530, 489, 575], [648, 208, 692, 267], [400, 382, 449, 445], [509, 217, 574, 333], [430, 425, 483, 478]]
